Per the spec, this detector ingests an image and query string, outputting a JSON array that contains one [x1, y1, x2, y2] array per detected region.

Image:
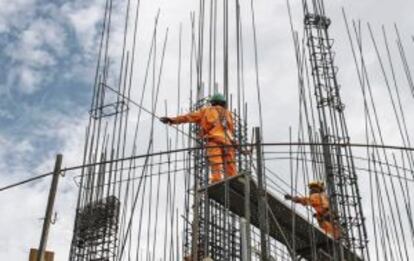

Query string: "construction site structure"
[[182, 0, 368, 260], [301, 2, 368, 259], [58, 0, 414, 260], [0, 0, 409, 260]]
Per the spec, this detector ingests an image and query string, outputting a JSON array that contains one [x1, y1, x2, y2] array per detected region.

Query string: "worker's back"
[[198, 106, 234, 143], [308, 192, 330, 216]]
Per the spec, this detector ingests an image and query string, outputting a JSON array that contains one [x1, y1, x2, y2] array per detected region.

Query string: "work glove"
[[160, 117, 173, 124], [284, 194, 293, 200]]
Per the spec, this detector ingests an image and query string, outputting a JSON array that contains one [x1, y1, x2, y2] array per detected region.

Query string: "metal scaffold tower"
[[183, 85, 251, 261], [183, 0, 369, 260], [184, 0, 371, 260], [301, 0, 368, 259]]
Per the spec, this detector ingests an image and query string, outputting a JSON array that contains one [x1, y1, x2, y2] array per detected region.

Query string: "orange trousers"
[[318, 220, 340, 240], [206, 141, 237, 182]]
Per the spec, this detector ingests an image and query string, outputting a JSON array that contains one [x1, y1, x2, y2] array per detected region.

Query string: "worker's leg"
[[206, 142, 224, 182], [224, 146, 237, 178], [320, 221, 340, 240], [331, 223, 341, 240]]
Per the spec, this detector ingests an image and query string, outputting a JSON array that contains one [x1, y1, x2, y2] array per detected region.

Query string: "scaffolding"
[[58, 0, 413, 260], [183, 89, 251, 260], [71, 196, 120, 261], [302, 1, 368, 259]]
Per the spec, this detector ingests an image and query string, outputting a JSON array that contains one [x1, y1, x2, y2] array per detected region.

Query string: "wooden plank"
[[29, 249, 54, 261]]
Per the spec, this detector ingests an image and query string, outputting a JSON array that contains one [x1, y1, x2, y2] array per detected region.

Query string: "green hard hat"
[[210, 93, 226, 103]]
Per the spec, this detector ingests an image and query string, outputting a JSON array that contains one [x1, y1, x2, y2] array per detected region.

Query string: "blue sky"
[[0, 0, 413, 260], [0, 0, 104, 258], [0, 0, 103, 171]]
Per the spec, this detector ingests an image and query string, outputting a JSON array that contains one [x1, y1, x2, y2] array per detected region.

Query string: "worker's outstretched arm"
[[160, 109, 203, 125], [285, 194, 311, 206], [293, 196, 311, 206]]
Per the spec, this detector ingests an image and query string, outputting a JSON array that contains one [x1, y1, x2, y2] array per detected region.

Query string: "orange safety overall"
[[293, 192, 340, 239], [170, 106, 237, 182]]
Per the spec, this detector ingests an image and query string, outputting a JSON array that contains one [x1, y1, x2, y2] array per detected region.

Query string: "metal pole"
[[240, 218, 250, 261], [255, 127, 268, 261], [243, 169, 251, 260], [37, 154, 63, 261]]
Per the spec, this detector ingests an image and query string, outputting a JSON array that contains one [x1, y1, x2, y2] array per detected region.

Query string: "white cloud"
[[0, 1, 105, 94], [4, 17, 68, 93], [0, 108, 14, 120], [18, 67, 45, 93], [0, 112, 87, 260], [63, 2, 105, 55], [0, 135, 35, 169], [0, 1, 111, 257], [0, 0, 37, 33]]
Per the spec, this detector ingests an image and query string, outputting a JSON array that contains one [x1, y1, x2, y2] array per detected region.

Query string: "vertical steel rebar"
[[255, 127, 268, 261]]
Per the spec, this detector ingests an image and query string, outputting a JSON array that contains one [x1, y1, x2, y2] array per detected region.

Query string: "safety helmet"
[[210, 93, 226, 104], [308, 180, 325, 190]]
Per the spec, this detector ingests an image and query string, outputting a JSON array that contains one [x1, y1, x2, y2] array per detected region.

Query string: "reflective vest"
[[170, 106, 234, 144]]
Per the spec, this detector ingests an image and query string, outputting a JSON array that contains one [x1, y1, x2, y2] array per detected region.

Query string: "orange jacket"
[[170, 106, 234, 144], [293, 192, 330, 217]]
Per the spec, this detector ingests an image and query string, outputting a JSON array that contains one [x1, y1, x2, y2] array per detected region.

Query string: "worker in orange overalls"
[[160, 93, 237, 183], [285, 181, 341, 239]]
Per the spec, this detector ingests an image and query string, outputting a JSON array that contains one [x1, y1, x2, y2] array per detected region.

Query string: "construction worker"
[[160, 93, 237, 183], [284, 181, 340, 239]]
